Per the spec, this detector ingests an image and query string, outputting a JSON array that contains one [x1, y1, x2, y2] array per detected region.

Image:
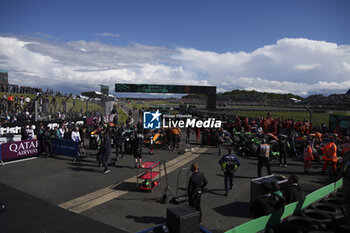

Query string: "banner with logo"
[[51, 139, 79, 158], [0, 139, 38, 161], [0, 117, 85, 135], [86, 114, 115, 125], [143, 110, 222, 129]]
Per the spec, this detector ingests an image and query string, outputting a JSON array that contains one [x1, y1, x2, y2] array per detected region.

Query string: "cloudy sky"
[[0, 0, 349, 97]]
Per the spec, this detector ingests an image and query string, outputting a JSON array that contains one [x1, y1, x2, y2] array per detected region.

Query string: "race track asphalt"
[[0, 134, 336, 233], [0, 110, 338, 233]]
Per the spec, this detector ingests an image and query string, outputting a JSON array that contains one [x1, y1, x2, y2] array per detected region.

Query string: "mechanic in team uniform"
[[219, 148, 241, 196], [187, 162, 208, 222]]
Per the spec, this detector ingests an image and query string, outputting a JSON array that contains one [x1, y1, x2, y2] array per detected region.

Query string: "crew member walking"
[[43, 126, 54, 157], [322, 139, 338, 175], [133, 132, 144, 168], [279, 135, 288, 167], [303, 141, 314, 174], [101, 131, 111, 174], [257, 139, 272, 177], [216, 128, 225, 156], [113, 129, 124, 165], [219, 148, 241, 196], [187, 162, 208, 221]]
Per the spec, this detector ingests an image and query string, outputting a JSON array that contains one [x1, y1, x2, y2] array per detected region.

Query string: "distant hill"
[[219, 89, 303, 100], [181, 89, 303, 100]]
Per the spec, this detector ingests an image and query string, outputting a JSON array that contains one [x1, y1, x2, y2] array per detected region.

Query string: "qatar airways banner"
[[0, 139, 38, 161]]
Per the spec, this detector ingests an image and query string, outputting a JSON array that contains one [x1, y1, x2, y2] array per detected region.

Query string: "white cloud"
[[0, 35, 349, 96], [224, 77, 350, 96], [293, 63, 320, 71], [96, 32, 120, 38], [174, 38, 350, 95]]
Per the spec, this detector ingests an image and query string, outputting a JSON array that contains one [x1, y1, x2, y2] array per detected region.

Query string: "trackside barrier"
[[225, 178, 343, 233], [51, 139, 79, 160], [0, 139, 38, 165]]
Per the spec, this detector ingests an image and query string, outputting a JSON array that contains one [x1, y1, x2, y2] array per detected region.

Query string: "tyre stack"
[[266, 188, 350, 233]]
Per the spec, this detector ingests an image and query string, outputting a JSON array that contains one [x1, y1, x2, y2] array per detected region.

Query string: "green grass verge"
[[126, 101, 149, 110], [235, 111, 330, 127], [117, 107, 128, 123], [146, 100, 178, 105]]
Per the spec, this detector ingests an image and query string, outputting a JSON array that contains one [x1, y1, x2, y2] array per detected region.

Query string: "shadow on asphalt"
[[270, 162, 303, 167], [234, 175, 257, 179], [115, 197, 161, 202], [177, 187, 225, 197], [67, 162, 98, 168], [308, 176, 341, 187], [112, 181, 138, 192], [0, 183, 128, 233], [112, 164, 134, 169], [273, 170, 307, 176], [209, 230, 226, 233], [126, 215, 166, 224], [215, 173, 256, 179], [204, 188, 226, 196], [239, 157, 257, 160], [212, 201, 251, 218], [46, 155, 76, 161], [67, 167, 102, 173]]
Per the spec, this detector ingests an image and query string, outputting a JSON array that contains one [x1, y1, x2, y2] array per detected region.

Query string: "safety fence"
[[51, 139, 79, 159], [0, 139, 79, 164], [225, 178, 343, 233]]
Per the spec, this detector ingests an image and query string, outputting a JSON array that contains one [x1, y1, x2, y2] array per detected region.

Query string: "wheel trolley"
[[137, 160, 161, 191]]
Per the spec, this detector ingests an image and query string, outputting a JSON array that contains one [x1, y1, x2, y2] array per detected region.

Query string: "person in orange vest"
[[7, 94, 14, 109], [322, 139, 338, 174], [342, 136, 350, 157], [170, 127, 181, 151], [304, 141, 314, 174], [314, 131, 322, 144]]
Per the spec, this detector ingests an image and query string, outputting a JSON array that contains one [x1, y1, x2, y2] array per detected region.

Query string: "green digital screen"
[[115, 83, 217, 110]]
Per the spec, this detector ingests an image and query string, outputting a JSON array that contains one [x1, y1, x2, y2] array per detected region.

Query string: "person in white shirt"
[[25, 96, 30, 104], [59, 125, 65, 139], [26, 125, 35, 140], [71, 127, 81, 142]]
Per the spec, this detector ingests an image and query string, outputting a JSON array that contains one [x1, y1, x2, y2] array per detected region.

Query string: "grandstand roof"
[[0, 69, 8, 73], [346, 89, 350, 95], [81, 91, 115, 101]]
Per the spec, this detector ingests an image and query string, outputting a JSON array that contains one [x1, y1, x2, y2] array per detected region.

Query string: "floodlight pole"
[[86, 98, 90, 116], [305, 105, 321, 129], [35, 100, 38, 122]]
